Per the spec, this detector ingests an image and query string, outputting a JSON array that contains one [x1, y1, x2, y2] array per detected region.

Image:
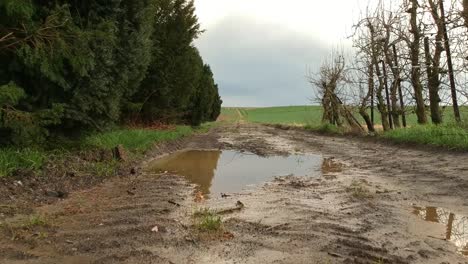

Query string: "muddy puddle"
[[413, 206, 468, 256], [147, 150, 322, 198]]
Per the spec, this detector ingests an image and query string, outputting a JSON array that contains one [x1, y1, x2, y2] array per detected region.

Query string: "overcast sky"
[[194, 0, 366, 107]]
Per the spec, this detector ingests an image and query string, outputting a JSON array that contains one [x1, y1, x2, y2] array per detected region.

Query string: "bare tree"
[[360, 64, 376, 132], [309, 53, 364, 132], [314, 0, 467, 133]]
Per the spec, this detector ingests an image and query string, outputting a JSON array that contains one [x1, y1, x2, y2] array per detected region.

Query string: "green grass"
[[84, 126, 194, 152], [221, 106, 468, 127], [84, 123, 215, 152], [193, 208, 223, 232], [383, 123, 468, 150], [0, 123, 215, 178], [0, 148, 46, 177], [222, 106, 323, 125], [26, 215, 49, 228]]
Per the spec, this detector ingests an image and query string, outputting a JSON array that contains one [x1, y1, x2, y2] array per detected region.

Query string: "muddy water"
[[147, 150, 322, 198], [413, 206, 468, 256]]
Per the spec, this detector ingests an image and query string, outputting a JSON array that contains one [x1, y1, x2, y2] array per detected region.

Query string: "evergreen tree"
[[0, 0, 222, 146]]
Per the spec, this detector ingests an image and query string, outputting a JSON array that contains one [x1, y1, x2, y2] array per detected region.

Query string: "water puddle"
[[147, 150, 322, 198], [412, 206, 468, 256]]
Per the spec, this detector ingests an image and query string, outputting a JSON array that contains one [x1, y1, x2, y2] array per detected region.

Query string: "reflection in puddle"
[[147, 150, 322, 198], [413, 206, 468, 256]]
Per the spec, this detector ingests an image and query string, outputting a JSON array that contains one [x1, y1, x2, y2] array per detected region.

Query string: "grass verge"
[[84, 126, 194, 152], [0, 148, 46, 177], [382, 123, 468, 150], [0, 123, 215, 178]]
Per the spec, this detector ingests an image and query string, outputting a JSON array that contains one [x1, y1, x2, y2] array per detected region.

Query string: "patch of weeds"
[[26, 215, 48, 228], [0, 148, 46, 177], [193, 208, 223, 232], [346, 180, 373, 199], [0, 214, 50, 241], [85, 160, 119, 177]]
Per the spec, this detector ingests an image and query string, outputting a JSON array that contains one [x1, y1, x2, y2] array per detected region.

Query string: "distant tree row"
[[0, 0, 222, 146], [312, 0, 468, 132]]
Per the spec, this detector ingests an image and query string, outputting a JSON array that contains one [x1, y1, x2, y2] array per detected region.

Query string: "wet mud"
[[1, 123, 468, 264], [146, 149, 322, 198]]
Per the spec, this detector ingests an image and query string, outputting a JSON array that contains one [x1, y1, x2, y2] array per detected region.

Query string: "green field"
[[221, 106, 322, 125], [221, 106, 468, 127]]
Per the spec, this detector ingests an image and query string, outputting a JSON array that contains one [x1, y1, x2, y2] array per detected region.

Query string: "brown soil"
[[1, 123, 468, 264]]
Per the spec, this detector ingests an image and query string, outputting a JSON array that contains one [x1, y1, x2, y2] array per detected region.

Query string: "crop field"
[[221, 105, 468, 127]]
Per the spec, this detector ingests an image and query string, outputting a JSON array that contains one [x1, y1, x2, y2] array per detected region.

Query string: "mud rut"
[[1, 123, 468, 264]]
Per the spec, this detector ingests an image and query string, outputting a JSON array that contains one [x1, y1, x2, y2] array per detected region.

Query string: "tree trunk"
[[385, 51, 401, 128], [409, 0, 428, 124], [392, 44, 407, 128], [359, 65, 375, 133], [424, 37, 442, 124], [439, 0, 461, 123], [426, 0, 445, 124], [374, 62, 391, 131], [382, 24, 400, 128], [381, 60, 394, 129], [463, 0, 468, 28]]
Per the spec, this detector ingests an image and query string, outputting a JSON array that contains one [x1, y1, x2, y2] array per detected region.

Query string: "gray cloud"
[[195, 16, 328, 107]]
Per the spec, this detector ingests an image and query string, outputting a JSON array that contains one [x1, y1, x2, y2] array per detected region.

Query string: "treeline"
[[312, 0, 468, 132], [0, 0, 222, 147]]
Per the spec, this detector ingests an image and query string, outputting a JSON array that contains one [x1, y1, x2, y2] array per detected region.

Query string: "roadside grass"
[[84, 126, 194, 152], [193, 208, 223, 232], [0, 148, 46, 177], [0, 123, 215, 178], [382, 123, 468, 150]]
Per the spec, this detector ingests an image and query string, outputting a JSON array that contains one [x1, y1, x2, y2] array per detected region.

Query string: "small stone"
[[45, 190, 69, 199], [13, 181, 23, 187]]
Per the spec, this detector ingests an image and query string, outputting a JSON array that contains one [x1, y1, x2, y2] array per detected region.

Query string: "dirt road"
[[1, 123, 468, 264]]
